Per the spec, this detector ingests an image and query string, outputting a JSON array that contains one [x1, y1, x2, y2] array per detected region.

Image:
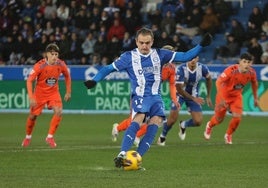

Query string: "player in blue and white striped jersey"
[[84, 27, 212, 168], [158, 56, 213, 145]]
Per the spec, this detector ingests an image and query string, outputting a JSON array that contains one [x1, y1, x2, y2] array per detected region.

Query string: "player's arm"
[[176, 82, 204, 105], [173, 33, 212, 62], [62, 64, 72, 101], [168, 68, 180, 109], [84, 64, 116, 89], [26, 69, 38, 107], [251, 70, 259, 107], [205, 74, 213, 108]]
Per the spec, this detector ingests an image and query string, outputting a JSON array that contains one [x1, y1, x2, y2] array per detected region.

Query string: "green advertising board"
[[0, 80, 267, 113]]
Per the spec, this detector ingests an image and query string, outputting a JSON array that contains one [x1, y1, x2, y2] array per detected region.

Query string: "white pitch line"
[[0, 141, 267, 153]]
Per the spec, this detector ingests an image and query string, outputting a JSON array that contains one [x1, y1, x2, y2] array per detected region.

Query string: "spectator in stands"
[[229, 19, 246, 47], [247, 6, 265, 37], [20, 1, 36, 24], [213, 33, 240, 60], [247, 37, 263, 64], [107, 18, 126, 42], [148, 8, 162, 27], [67, 32, 83, 64], [262, 20, 268, 35], [213, 0, 232, 29], [185, 4, 203, 28], [123, 9, 139, 36], [160, 10, 176, 36], [58, 33, 70, 60], [81, 32, 96, 59], [122, 32, 134, 52], [199, 6, 220, 36], [259, 32, 268, 52], [44, 0, 57, 20], [103, 0, 120, 17], [74, 7, 90, 39], [56, 3, 69, 24], [106, 35, 121, 61], [170, 34, 189, 52], [156, 31, 173, 48], [94, 35, 108, 59], [43, 21, 54, 36]]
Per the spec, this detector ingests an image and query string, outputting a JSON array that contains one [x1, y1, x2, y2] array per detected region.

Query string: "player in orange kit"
[[111, 45, 180, 145], [204, 53, 259, 144], [21, 43, 71, 148]]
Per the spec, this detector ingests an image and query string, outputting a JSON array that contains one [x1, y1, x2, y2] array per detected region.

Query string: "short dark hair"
[[240, 52, 253, 61], [135, 27, 154, 39], [46, 43, 60, 53]]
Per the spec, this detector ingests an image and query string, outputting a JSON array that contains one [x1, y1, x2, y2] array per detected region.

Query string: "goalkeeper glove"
[[200, 33, 212, 47], [84, 80, 97, 89]]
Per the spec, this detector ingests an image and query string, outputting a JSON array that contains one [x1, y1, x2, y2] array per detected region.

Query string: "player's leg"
[[22, 103, 44, 147], [112, 116, 132, 142], [204, 94, 227, 140], [224, 96, 242, 144], [179, 101, 202, 140], [157, 101, 178, 146], [46, 100, 63, 148], [137, 116, 162, 156], [114, 113, 145, 168], [134, 123, 147, 146]]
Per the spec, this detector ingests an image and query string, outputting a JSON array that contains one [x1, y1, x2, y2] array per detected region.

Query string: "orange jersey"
[[162, 63, 177, 102], [216, 64, 258, 99], [27, 58, 71, 99]]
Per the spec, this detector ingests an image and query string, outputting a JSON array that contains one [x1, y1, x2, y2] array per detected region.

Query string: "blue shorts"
[[131, 95, 165, 118], [178, 97, 202, 112]]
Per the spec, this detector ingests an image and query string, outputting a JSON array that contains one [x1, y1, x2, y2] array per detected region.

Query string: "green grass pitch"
[[0, 113, 267, 188]]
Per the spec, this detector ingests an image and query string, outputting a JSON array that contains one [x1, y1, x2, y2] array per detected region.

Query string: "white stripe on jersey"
[[151, 50, 161, 95], [184, 64, 203, 97], [131, 51, 145, 96]]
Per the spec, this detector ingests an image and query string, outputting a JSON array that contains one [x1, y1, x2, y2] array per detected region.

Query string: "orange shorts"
[[214, 93, 243, 119], [30, 95, 62, 115]]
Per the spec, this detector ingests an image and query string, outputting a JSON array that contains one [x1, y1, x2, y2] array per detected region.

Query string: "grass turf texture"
[[0, 113, 267, 188]]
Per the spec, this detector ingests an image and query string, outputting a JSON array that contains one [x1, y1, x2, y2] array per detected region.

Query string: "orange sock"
[[136, 124, 147, 138], [226, 117, 241, 135], [209, 116, 220, 128], [26, 117, 36, 135], [117, 116, 132, 132], [48, 115, 62, 135]]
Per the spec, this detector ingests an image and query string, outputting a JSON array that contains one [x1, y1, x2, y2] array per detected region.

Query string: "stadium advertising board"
[[0, 65, 268, 113]]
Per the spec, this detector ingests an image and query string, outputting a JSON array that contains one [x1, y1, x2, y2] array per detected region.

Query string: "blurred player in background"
[[84, 27, 212, 168], [21, 43, 71, 148], [157, 56, 213, 145], [204, 53, 259, 144], [111, 45, 180, 146]]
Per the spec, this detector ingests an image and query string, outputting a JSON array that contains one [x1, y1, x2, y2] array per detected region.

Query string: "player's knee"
[[195, 120, 202, 127]]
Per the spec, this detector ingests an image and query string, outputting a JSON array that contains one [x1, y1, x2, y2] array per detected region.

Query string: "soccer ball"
[[123, 150, 142, 171]]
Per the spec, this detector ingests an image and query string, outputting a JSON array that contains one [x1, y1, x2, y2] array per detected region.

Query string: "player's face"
[[136, 34, 153, 55], [239, 59, 251, 72], [187, 56, 199, 70], [46, 51, 59, 64]]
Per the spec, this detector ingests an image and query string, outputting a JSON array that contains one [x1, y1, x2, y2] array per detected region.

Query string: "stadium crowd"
[[0, 0, 268, 66]]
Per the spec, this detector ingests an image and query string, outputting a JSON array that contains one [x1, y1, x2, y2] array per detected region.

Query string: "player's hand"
[[200, 33, 212, 47], [173, 100, 181, 110], [206, 97, 213, 108], [254, 98, 259, 107], [84, 80, 97, 89], [193, 97, 205, 105], [29, 98, 37, 107], [64, 93, 71, 102]]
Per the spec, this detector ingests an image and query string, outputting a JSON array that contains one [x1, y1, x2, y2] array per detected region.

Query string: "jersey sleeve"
[[168, 68, 177, 102], [176, 65, 185, 84]]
